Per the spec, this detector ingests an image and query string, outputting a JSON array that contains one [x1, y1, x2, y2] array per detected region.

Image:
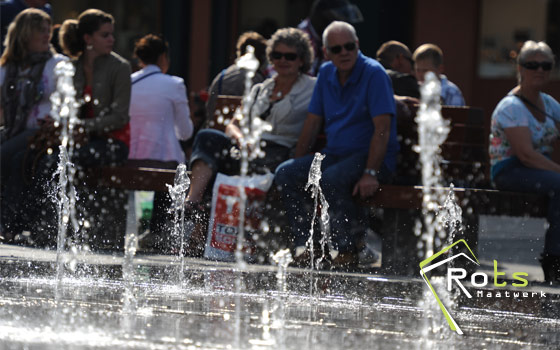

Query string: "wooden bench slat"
[[92, 166, 178, 192], [363, 185, 548, 217], [208, 95, 243, 132]]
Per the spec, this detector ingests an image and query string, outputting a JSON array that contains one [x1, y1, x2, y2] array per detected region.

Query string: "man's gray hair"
[[322, 21, 358, 48]]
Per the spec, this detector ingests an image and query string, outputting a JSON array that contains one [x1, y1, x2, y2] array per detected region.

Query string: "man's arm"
[[352, 114, 392, 199], [294, 112, 322, 158]]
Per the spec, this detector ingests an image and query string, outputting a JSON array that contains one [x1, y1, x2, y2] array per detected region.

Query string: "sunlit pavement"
[[478, 215, 547, 282], [0, 215, 559, 350]]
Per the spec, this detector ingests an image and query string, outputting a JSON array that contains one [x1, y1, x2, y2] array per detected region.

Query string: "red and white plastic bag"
[[204, 172, 274, 262]]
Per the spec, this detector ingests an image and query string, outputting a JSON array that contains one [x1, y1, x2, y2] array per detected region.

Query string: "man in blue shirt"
[[275, 21, 398, 269]]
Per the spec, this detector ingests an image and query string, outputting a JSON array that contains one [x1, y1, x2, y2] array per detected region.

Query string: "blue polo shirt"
[[309, 51, 398, 171]]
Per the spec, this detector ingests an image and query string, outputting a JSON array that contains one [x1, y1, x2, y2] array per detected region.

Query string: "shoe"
[[184, 201, 210, 257], [357, 244, 380, 270], [291, 246, 311, 268], [138, 233, 168, 254], [330, 250, 359, 272], [0, 231, 16, 244], [540, 254, 560, 284], [185, 201, 209, 224]]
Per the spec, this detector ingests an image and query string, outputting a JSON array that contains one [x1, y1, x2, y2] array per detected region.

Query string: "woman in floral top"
[[489, 40, 560, 283]]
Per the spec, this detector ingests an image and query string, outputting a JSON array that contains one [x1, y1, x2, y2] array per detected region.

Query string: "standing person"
[[1, 0, 51, 53], [0, 8, 66, 242], [489, 41, 560, 283], [185, 28, 316, 256], [128, 34, 193, 251], [298, 0, 363, 76], [413, 43, 465, 106], [275, 21, 397, 270]]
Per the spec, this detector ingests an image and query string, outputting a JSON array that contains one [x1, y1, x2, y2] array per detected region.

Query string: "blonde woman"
[[0, 8, 65, 242], [489, 41, 560, 283]]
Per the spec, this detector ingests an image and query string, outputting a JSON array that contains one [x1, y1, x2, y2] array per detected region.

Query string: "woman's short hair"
[[517, 40, 554, 65], [59, 8, 114, 58], [267, 27, 314, 74], [134, 34, 168, 65], [236, 31, 267, 68], [0, 8, 52, 65]]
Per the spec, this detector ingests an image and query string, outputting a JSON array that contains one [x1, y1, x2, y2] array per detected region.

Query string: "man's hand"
[[352, 173, 380, 199], [395, 95, 419, 106]]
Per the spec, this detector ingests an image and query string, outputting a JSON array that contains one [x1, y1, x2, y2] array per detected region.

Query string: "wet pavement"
[[1, 239, 559, 350]]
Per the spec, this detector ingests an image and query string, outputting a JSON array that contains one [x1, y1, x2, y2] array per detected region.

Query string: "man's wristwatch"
[[364, 168, 377, 177]]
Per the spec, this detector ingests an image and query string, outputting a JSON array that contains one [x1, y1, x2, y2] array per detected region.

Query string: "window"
[[478, 0, 559, 79]]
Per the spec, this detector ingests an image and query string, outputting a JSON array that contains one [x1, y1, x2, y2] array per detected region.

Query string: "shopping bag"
[[204, 172, 274, 261]]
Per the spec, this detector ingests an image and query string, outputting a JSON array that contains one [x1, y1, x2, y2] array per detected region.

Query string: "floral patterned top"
[[489, 91, 560, 179]]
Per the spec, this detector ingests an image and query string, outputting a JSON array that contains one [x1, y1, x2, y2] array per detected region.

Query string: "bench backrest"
[[210, 95, 243, 132], [396, 105, 489, 188], [212, 97, 489, 188]]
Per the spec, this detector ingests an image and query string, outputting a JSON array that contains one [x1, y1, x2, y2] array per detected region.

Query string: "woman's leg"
[[494, 160, 560, 281], [185, 129, 236, 256], [187, 129, 237, 203], [186, 160, 214, 203], [1, 129, 39, 239], [494, 161, 560, 256]]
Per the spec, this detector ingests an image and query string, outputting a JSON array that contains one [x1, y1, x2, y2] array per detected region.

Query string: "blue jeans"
[[190, 129, 291, 176], [493, 158, 560, 256], [275, 152, 393, 254]]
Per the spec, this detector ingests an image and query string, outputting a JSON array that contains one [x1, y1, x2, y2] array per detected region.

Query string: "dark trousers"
[[494, 157, 560, 256]]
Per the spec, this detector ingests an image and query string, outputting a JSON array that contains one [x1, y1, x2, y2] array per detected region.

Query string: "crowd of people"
[[0, 1, 559, 281]]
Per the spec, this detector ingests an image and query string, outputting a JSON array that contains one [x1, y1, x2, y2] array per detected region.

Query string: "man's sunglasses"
[[270, 51, 299, 61], [328, 42, 356, 54], [521, 61, 553, 71]]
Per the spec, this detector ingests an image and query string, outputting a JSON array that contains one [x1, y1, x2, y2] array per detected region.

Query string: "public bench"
[[89, 97, 549, 269], [80, 95, 243, 250], [366, 105, 548, 274]]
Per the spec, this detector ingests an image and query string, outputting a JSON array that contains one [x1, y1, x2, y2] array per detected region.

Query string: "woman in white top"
[[184, 27, 316, 256], [0, 9, 66, 242], [128, 34, 193, 165], [128, 34, 193, 249]]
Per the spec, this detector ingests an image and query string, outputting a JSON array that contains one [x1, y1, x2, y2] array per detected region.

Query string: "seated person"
[[1, 9, 66, 242], [30, 9, 131, 246], [412, 43, 465, 106], [128, 34, 193, 248], [376, 40, 419, 99], [185, 27, 316, 255], [489, 41, 560, 283], [205, 31, 268, 127], [275, 21, 397, 270]]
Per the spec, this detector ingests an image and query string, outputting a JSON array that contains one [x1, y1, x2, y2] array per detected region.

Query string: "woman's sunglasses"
[[328, 42, 356, 54], [521, 61, 553, 71], [270, 51, 298, 61]]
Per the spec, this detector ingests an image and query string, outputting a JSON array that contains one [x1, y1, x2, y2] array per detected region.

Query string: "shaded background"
[[49, 0, 560, 122]]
